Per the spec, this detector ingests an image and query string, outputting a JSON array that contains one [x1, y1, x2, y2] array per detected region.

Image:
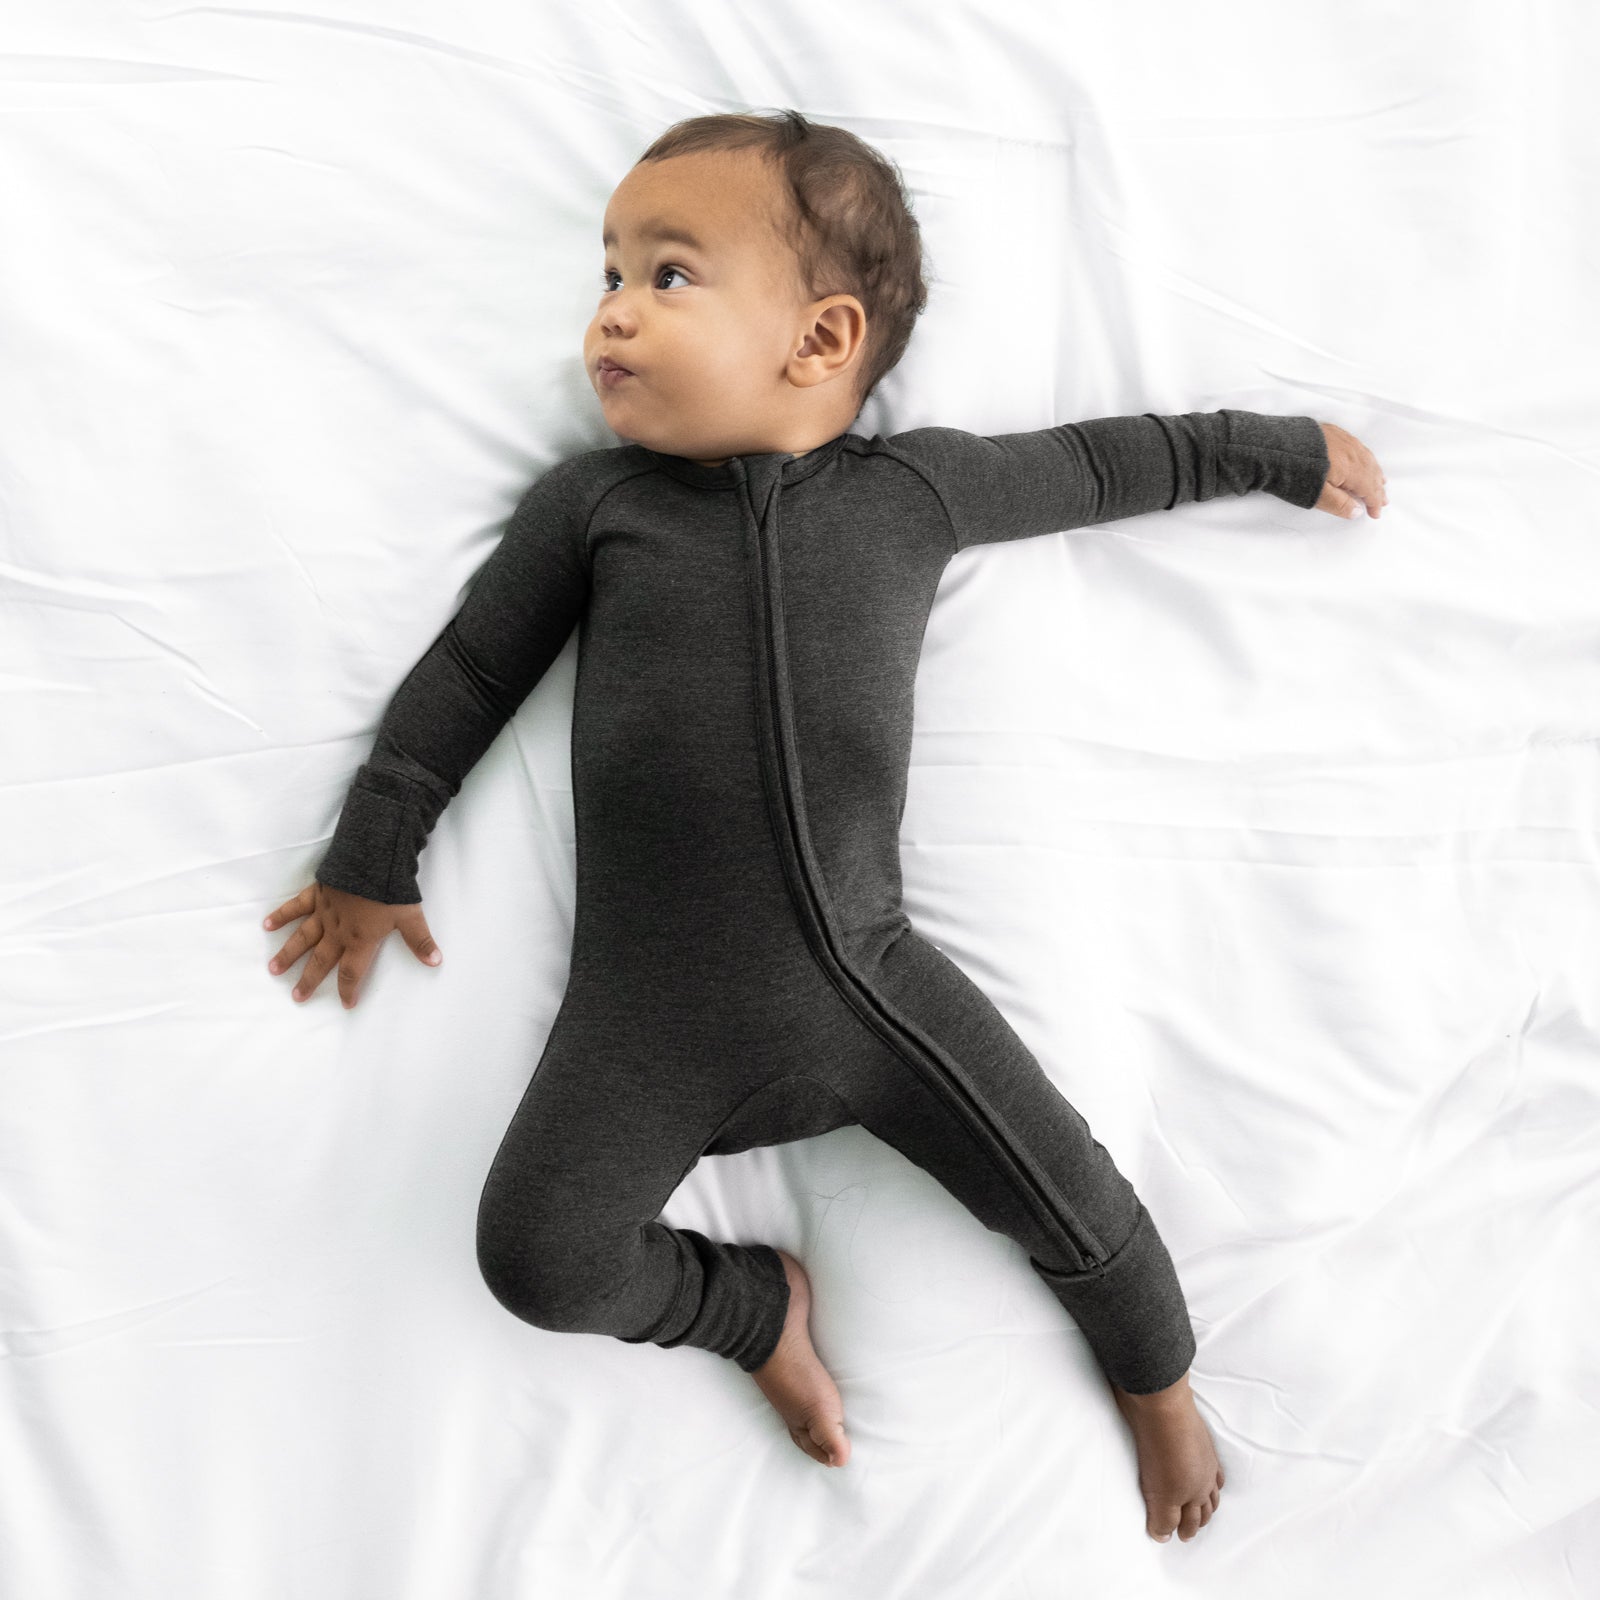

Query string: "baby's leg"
[[474, 1025, 789, 1373], [841, 924, 1221, 1540]]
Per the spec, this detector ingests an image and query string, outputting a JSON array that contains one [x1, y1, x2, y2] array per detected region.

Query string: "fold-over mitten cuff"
[[313, 776, 419, 904], [1218, 409, 1329, 509]]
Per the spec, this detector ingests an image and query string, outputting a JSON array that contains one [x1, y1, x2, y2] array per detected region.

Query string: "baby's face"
[[584, 149, 818, 462]]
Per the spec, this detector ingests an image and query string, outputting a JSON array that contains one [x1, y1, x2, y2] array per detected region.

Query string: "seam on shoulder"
[[575, 456, 660, 571], [871, 437, 961, 560]]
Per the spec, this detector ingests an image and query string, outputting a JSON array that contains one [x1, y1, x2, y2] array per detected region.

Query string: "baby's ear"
[[805, 296, 867, 370]]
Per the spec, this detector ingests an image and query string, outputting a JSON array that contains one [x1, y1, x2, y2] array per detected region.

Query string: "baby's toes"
[[1177, 1501, 1205, 1541], [788, 1426, 827, 1464], [1147, 1502, 1182, 1542]]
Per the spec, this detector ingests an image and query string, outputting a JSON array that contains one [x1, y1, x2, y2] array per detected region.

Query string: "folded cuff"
[[1030, 1200, 1197, 1395], [1218, 409, 1330, 509], [618, 1233, 791, 1374], [314, 777, 419, 904], [730, 1244, 791, 1372]]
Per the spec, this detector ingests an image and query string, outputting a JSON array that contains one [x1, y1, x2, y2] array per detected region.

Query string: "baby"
[[264, 110, 1386, 1545]]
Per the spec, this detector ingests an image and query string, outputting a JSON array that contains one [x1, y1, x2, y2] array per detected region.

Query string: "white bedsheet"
[[4, 3, 1597, 1596]]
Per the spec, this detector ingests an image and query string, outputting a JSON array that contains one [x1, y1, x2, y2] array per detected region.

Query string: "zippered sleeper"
[[316, 409, 1330, 1388]]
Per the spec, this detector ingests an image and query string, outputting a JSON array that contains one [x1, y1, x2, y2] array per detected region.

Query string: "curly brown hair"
[[635, 109, 930, 413]]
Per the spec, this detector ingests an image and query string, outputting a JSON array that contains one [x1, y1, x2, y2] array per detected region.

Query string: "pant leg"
[[837, 924, 1196, 1395], [474, 1011, 793, 1374]]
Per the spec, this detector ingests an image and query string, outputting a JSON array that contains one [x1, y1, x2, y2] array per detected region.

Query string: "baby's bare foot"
[[1110, 1371, 1224, 1543], [749, 1249, 850, 1468]]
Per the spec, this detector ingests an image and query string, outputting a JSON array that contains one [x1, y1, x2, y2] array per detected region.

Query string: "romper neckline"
[[643, 430, 854, 490]]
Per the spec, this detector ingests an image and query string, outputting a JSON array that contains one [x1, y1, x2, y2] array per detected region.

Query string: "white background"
[[2, 2, 1596, 1596]]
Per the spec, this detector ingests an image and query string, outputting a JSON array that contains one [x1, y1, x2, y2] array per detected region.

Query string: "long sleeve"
[[313, 455, 598, 905], [885, 409, 1329, 553]]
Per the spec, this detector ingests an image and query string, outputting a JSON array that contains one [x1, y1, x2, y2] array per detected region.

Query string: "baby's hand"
[[263, 882, 442, 1010], [1314, 421, 1388, 520]]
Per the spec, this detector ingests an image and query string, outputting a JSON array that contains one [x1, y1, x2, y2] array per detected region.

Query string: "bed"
[[4, 3, 1596, 1595]]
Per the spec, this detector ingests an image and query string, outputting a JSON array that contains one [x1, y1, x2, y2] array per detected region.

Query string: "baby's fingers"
[[1315, 480, 1368, 519], [290, 938, 342, 1005], [395, 905, 444, 970], [263, 885, 315, 933], [267, 916, 320, 981], [292, 936, 377, 1009], [333, 943, 379, 1011], [1372, 463, 1389, 517]]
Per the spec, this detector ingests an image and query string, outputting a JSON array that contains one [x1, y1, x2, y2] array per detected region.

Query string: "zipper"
[[737, 464, 1110, 1272]]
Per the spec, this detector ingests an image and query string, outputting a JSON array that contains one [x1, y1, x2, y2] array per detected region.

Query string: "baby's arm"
[[887, 410, 1384, 552], [265, 456, 595, 1007]]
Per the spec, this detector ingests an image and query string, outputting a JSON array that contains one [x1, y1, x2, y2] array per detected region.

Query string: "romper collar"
[[643, 429, 854, 490]]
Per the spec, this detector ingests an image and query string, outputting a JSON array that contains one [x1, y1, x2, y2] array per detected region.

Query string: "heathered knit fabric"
[[316, 409, 1328, 1386]]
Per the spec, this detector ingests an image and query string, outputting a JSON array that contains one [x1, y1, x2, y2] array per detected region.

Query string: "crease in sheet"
[[0, 1278, 237, 1359]]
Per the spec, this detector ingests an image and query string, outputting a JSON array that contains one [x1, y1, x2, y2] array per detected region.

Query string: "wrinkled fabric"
[[5, 4, 1597, 1598]]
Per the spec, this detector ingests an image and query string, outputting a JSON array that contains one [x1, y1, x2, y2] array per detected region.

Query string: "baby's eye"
[[600, 265, 689, 292]]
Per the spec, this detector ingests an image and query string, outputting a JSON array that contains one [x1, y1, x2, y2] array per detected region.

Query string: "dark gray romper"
[[315, 409, 1329, 1390]]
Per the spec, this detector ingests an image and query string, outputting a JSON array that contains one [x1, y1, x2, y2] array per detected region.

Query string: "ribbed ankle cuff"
[[1029, 1201, 1196, 1394], [731, 1244, 791, 1372]]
